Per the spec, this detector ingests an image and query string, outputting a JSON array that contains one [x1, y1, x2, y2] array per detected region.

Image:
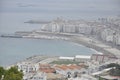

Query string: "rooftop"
[[59, 56, 74, 60], [75, 55, 91, 59]]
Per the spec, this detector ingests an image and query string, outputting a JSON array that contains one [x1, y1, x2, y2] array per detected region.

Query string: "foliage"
[[106, 63, 120, 68], [0, 66, 23, 80], [109, 68, 120, 76], [0, 66, 5, 79], [106, 63, 120, 76], [99, 77, 104, 80]]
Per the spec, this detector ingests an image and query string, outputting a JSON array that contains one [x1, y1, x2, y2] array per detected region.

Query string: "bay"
[[0, 37, 94, 66]]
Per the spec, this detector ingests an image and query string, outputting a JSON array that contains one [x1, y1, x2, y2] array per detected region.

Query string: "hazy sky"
[[0, 0, 120, 33], [0, 0, 120, 15]]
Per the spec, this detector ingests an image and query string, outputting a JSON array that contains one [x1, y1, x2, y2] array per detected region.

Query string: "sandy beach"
[[69, 35, 120, 58], [26, 32, 120, 58]]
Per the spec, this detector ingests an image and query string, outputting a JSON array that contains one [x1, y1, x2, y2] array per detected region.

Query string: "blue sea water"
[[0, 0, 120, 66], [0, 37, 95, 66]]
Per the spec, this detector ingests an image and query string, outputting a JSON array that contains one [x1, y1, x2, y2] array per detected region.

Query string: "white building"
[[75, 55, 91, 62], [114, 33, 120, 45], [17, 62, 39, 74], [41, 20, 94, 34], [59, 56, 74, 61], [78, 24, 93, 34], [100, 28, 115, 42], [62, 24, 76, 33], [30, 72, 47, 80], [100, 28, 120, 45], [23, 72, 47, 80], [41, 24, 52, 32], [51, 22, 61, 33]]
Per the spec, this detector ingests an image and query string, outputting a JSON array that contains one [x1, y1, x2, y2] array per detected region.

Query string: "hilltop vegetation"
[[107, 63, 120, 76], [0, 66, 23, 80]]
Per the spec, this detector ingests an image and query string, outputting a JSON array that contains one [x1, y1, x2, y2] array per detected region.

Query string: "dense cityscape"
[[40, 17, 120, 47], [14, 16, 120, 47], [1, 17, 120, 80]]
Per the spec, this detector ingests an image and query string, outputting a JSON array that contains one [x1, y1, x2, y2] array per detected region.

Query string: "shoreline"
[[1, 32, 120, 58], [69, 35, 120, 58], [1, 32, 120, 68]]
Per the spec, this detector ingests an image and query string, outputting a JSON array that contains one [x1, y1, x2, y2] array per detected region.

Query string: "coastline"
[[69, 35, 120, 58], [1, 32, 120, 58]]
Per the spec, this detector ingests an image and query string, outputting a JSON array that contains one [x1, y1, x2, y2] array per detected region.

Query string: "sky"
[[0, 0, 120, 33], [0, 0, 120, 15]]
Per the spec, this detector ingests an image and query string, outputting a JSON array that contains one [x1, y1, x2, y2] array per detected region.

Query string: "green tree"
[[107, 63, 120, 68], [107, 63, 120, 76], [3, 66, 23, 80], [99, 77, 104, 80], [0, 66, 5, 79], [4, 72, 22, 80]]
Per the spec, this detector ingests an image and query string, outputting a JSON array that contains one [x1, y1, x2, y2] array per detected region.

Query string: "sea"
[[0, 0, 120, 66], [0, 37, 95, 66]]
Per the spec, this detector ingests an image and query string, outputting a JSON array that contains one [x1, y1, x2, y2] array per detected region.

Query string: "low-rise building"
[[54, 64, 81, 77], [23, 72, 47, 80], [39, 64, 56, 73], [47, 73, 66, 80], [75, 55, 91, 62], [17, 62, 38, 74], [59, 56, 74, 61], [30, 72, 47, 80]]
